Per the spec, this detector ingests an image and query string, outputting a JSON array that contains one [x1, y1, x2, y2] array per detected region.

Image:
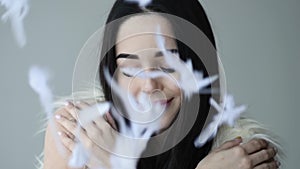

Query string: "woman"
[[43, 0, 281, 169]]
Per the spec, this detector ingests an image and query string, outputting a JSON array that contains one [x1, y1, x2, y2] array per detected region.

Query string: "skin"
[[43, 14, 279, 169]]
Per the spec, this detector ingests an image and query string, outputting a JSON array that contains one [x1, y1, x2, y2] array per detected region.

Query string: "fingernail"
[[55, 114, 61, 119], [64, 101, 70, 106], [57, 131, 62, 136], [65, 101, 75, 108]]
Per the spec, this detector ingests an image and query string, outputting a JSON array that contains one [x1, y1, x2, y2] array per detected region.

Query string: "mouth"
[[154, 97, 174, 106]]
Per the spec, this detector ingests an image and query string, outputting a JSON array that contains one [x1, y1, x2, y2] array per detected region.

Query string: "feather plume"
[[155, 26, 218, 99], [1, 0, 29, 47], [68, 126, 90, 168], [194, 94, 247, 147], [28, 66, 66, 157]]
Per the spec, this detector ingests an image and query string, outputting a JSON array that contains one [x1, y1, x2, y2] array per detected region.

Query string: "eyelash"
[[160, 67, 175, 73], [121, 67, 175, 77], [123, 72, 133, 77]]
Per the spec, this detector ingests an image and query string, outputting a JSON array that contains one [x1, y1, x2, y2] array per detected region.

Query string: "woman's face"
[[115, 14, 182, 130]]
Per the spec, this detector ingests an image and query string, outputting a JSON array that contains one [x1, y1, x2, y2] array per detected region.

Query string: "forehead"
[[116, 14, 177, 54]]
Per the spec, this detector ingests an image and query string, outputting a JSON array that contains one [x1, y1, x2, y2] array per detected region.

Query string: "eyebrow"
[[116, 49, 178, 59]]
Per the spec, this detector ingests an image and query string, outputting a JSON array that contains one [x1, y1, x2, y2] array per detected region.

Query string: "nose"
[[142, 77, 161, 93]]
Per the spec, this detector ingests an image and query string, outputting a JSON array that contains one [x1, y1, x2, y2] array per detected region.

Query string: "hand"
[[55, 101, 117, 169], [196, 137, 280, 169]]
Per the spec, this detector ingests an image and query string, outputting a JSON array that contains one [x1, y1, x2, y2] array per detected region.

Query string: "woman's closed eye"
[[123, 71, 133, 77], [159, 67, 175, 73], [120, 67, 141, 77], [120, 66, 176, 78]]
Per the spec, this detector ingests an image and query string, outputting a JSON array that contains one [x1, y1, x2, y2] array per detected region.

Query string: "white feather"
[[156, 26, 218, 99], [68, 137, 90, 168], [104, 69, 163, 169], [110, 138, 148, 169], [1, 0, 29, 47], [104, 69, 162, 137], [28, 66, 53, 118], [194, 94, 247, 147], [220, 95, 247, 127], [28, 66, 66, 157], [68, 103, 110, 168], [78, 102, 110, 127]]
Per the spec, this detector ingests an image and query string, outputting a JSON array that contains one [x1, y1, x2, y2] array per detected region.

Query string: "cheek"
[[116, 72, 140, 97], [162, 76, 182, 96]]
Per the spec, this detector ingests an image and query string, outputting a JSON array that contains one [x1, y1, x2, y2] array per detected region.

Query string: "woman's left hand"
[[55, 101, 117, 169], [197, 137, 279, 169]]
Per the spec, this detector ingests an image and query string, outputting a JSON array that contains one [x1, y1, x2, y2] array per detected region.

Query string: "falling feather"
[[77, 102, 110, 127], [110, 137, 148, 169], [104, 69, 162, 169], [69, 102, 110, 168], [68, 126, 90, 168], [104, 68, 162, 137], [155, 26, 218, 99], [28, 65, 66, 156], [194, 94, 247, 147], [109, 105, 161, 169], [1, 0, 29, 47], [211, 94, 247, 127], [28, 66, 53, 118]]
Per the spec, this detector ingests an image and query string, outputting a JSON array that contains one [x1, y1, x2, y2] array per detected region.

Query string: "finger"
[[76, 126, 98, 151], [54, 109, 75, 138], [214, 137, 243, 152], [93, 115, 112, 132], [250, 147, 277, 166], [78, 103, 115, 130], [105, 112, 118, 130], [74, 101, 90, 110], [69, 101, 94, 124], [55, 106, 76, 122], [56, 115, 78, 136], [83, 120, 115, 150], [241, 138, 268, 154], [64, 102, 81, 121], [58, 131, 75, 153], [61, 100, 91, 121], [253, 160, 280, 169], [84, 121, 104, 138], [57, 121, 75, 140]]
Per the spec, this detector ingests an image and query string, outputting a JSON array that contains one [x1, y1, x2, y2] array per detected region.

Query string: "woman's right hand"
[[196, 137, 279, 169], [54, 101, 117, 169]]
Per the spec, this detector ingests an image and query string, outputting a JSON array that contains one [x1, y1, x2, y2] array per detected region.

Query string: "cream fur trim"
[[212, 117, 285, 163]]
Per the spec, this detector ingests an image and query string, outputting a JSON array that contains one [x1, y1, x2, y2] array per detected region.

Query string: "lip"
[[154, 97, 174, 106]]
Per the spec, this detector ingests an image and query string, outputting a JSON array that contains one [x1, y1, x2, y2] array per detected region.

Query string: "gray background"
[[0, 0, 299, 168]]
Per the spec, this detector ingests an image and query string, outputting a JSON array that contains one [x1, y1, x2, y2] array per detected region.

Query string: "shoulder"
[[213, 117, 264, 147], [36, 88, 105, 169]]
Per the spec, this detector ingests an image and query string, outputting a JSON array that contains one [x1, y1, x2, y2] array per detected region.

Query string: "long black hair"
[[99, 0, 219, 168]]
